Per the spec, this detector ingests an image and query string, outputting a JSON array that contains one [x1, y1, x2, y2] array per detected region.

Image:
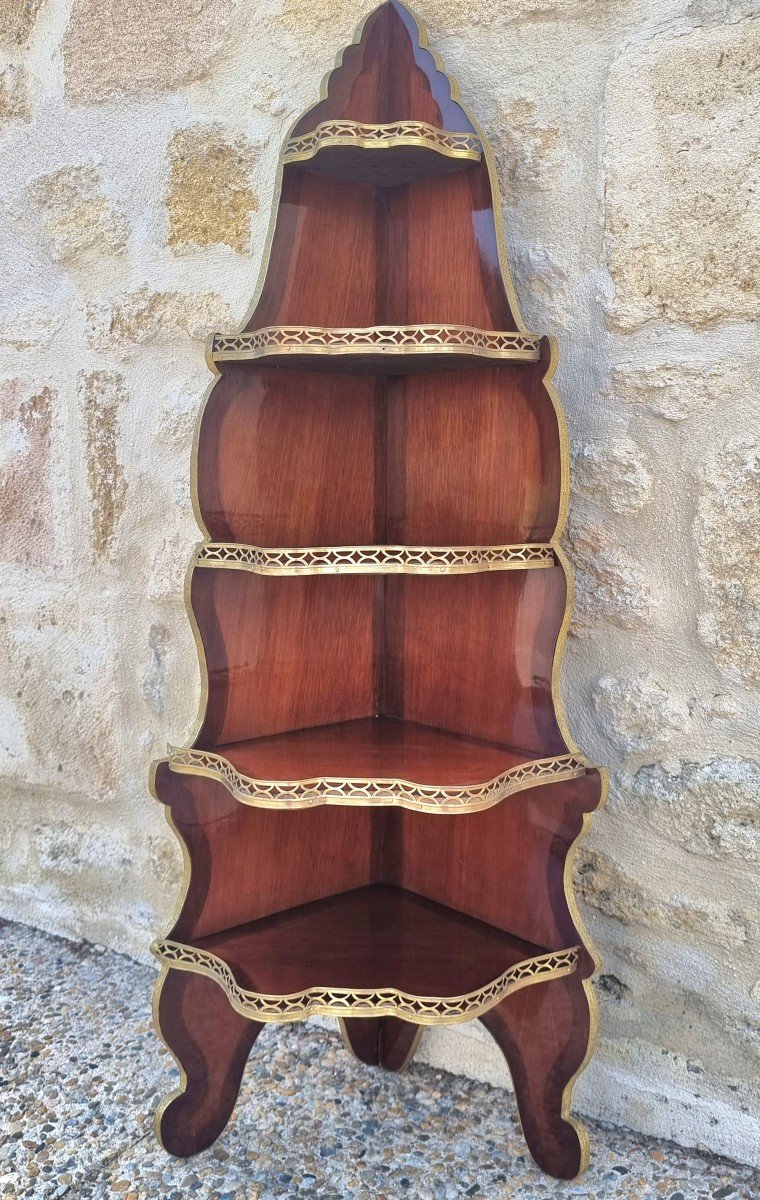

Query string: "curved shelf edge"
[[209, 325, 541, 364], [283, 119, 482, 164], [165, 746, 587, 813], [150, 937, 579, 1026], [194, 541, 555, 575]]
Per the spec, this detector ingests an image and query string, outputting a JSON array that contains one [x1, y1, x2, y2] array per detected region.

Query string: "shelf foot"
[[154, 967, 265, 1157], [479, 971, 593, 1180], [339, 1016, 423, 1072]]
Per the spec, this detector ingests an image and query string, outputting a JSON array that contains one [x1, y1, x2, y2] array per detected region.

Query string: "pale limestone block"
[[572, 436, 653, 513], [0, 62, 27, 120], [610, 363, 727, 422], [489, 95, 563, 198], [167, 126, 258, 253], [575, 847, 748, 946], [605, 20, 760, 328], [565, 523, 657, 631], [0, 0, 44, 45], [592, 672, 690, 755], [0, 601, 123, 796], [0, 378, 57, 568], [85, 287, 231, 348], [29, 164, 129, 264], [612, 759, 760, 864], [696, 440, 760, 683], [0, 306, 64, 350], [79, 371, 128, 561], [64, 0, 233, 104], [141, 622, 169, 716]]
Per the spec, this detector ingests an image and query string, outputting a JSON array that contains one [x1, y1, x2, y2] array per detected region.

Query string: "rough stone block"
[[592, 671, 690, 756], [167, 125, 258, 253], [0, 0, 44, 45], [611, 363, 727, 423], [565, 523, 657, 631], [0, 63, 27, 121], [0, 378, 56, 568], [86, 287, 230, 348], [80, 371, 128, 561], [605, 20, 760, 328], [64, 0, 233, 104], [696, 440, 760, 683], [613, 759, 760, 864], [29, 164, 129, 264], [575, 847, 748, 947], [573, 435, 653, 513]]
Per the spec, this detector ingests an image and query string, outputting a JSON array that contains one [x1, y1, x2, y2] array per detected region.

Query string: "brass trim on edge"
[[210, 325, 541, 364], [194, 541, 555, 575], [166, 746, 587, 813], [151, 939, 579, 1026], [283, 118, 482, 164]]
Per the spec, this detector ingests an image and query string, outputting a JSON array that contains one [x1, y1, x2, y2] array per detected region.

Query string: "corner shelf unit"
[[150, 1, 605, 1182]]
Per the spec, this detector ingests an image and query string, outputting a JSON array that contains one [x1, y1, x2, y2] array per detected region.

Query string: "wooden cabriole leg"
[[479, 972, 594, 1180], [154, 967, 265, 1157], [340, 1016, 423, 1072]]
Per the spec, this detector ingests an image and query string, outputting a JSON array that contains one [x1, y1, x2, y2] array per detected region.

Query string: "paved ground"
[[0, 920, 757, 1200]]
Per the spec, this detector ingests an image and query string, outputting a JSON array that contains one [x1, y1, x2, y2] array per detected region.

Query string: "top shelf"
[[210, 325, 541, 372], [282, 120, 483, 186]]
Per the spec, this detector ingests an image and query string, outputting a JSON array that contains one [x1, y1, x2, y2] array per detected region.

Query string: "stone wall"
[[1, 0, 757, 1165]]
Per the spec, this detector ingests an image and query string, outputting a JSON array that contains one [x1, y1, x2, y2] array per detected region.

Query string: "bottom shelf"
[[153, 883, 578, 1024]]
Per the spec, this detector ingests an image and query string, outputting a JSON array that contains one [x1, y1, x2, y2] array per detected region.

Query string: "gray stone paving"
[[1, 919, 757, 1199]]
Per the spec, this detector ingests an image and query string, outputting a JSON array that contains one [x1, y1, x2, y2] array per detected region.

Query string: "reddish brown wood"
[[205, 718, 546, 787], [198, 353, 560, 547], [156, 764, 601, 963], [341, 1017, 422, 1070], [192, 566, 568, 754], [154, 0, 603, 1179], [480, 972, 592, 1179], [193, 883, 544, 1000], [156, 968, 264, 1157], [289, 3, 473, 133], [197, 367, 383, 546]]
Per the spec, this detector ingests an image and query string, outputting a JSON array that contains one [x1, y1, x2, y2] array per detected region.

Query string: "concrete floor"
[[1, 919, 757, 1200]]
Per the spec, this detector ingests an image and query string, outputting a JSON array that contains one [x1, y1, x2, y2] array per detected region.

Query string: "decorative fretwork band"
[[167, 746, 587, 813], [283, 119, 483, 163], [194, 542, 555, 575], [210, 325, 541, 363], [152, 939, 579, 1025]]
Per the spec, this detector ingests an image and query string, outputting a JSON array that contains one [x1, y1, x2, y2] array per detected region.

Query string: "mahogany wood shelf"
[[167, 716, 586, 813], [154, 883, 578, 1023], [150, 1, 605, 1182]]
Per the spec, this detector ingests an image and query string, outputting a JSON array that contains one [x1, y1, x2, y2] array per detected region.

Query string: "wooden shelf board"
[[169, 717, 585, 812], [153, 883, 578, 1022]]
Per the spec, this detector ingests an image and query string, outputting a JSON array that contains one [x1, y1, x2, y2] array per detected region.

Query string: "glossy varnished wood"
[[156, 968, 264, 1157], [154, 1, 602, 1179], [340, 1016, 422, 1070], [480, 973, 592, 1179], [155, 764, 601, 958], [200, 717, 550, 787], [192, 566, 568, 754], [187, 883, 546, 1000], [197, 350, 560, 548]]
